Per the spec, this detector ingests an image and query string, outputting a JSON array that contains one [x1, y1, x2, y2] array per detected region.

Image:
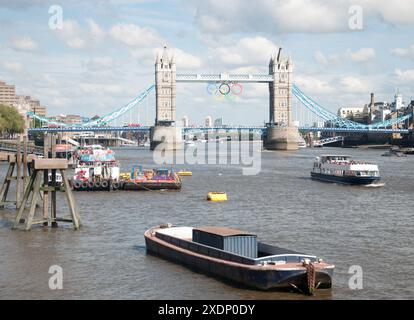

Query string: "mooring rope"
[[306, 262, 316, 295]]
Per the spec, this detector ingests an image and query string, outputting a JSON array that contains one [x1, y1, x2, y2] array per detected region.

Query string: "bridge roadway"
[[27, 126, 411, 134]]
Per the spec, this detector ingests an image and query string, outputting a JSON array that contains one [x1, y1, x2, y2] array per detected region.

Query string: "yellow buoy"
[[120, 172, 131, 180], [178, 170, 192, 176], [207, 192, 228, 202]]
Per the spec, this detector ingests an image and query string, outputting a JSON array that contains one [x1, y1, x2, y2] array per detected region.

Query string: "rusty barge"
[[144, 224, 334, 294]]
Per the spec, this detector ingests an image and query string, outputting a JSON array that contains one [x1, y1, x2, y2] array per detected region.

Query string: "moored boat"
[[122, 167, 181, 190], [144, 224, 334, 294], [311, 155, 381, 185], [71, 145, 121, 191]]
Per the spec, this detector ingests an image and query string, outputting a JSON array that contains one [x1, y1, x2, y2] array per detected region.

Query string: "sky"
[[0, 0, 414, 126]]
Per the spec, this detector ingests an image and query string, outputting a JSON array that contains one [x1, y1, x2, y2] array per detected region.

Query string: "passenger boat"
[[71, 145, 121, 191], [122, 166, 181, 191], [311, 155, 381, 185], [144, 224, 334, 294]]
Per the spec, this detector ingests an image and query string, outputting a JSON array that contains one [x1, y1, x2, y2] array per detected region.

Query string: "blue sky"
[[0, 0, 414, 126]]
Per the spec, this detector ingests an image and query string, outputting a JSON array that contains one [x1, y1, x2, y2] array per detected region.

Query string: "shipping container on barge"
[[144, 224, 334, 294]]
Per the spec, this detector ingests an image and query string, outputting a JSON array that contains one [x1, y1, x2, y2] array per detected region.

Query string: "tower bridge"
[[26, 46, 413, 149], [152, 46, 299, 151]]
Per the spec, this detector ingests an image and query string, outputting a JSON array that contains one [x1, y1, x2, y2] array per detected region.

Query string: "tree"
[[0, 104, 25, 137]]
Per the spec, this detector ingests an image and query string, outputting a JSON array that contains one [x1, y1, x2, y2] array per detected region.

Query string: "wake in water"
[[365, 183, 386, 188]]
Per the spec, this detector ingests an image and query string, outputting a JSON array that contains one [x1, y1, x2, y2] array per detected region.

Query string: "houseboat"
[[144, 224, 334, 294], [311, 155, 381, 185]]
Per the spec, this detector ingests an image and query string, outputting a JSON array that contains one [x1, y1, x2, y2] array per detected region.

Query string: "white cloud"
[[314, 51, 328, 64], [88, 19, 105, 41], [367, 0, 414, 25], [129, 47, 203, 70], [295, 75, 335, 94], [2, 61, 24, 72], [191, 0, 414, 35], [109, 23, 162, 47], [213, 36, 279, 66], [10, 37, 38, 51], [171, 48, 203, 70], [67, 38, 86, 49], [49, 97, 71, 108], [349, 48, 375, 62], [194, 0, 347, 34], [56, 19, 105, 49], [80, 83, 124, 95], [394, 68, 414, 83], [314, 48, 375, 64], [86, 57, 114, 70], [391, 44, 414, 59], [339, 76, 370, 93]]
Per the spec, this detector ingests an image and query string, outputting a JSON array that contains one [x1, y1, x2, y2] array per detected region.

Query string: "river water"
[[0, 145, 413, 299]]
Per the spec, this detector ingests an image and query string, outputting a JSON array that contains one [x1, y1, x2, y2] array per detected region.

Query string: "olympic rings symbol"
[[206, 82, 243, 101]]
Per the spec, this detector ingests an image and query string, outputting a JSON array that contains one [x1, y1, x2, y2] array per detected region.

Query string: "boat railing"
[[255, 254, 317, 264]]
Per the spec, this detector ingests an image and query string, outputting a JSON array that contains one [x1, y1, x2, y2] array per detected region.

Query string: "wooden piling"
[[23, 135, 28, 183], [43, 133, 49, 226], [16, 137, 21, 209], [12, 158, 81, 231], [0, 156, 16, 208]]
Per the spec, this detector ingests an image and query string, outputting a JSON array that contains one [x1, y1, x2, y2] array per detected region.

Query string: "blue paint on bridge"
[[26, 83, 412, 135], [27, 126, 411, 134]]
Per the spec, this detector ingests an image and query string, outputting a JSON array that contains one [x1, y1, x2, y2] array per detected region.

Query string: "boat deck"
[[155, 226, 317, 265]]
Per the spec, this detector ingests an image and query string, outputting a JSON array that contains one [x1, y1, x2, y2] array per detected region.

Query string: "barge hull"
[[123, 182, 181, 191], [144, 232, 333, 291]]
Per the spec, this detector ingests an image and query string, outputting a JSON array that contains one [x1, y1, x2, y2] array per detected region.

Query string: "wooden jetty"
[[1, 133, 81, 231], [12, 158, 81, 231]]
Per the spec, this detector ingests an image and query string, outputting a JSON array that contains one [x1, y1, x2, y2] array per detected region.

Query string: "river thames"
[[0, 146, 413, 299]]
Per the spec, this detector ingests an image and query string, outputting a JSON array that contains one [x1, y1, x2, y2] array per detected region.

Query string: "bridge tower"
[[265, 48, 299, 150], [150, 46, 182, 150]]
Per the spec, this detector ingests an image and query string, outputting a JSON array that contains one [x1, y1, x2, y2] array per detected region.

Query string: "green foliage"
[[0, 104, 25, 136]]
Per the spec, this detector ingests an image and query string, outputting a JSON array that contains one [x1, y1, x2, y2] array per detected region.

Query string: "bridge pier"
[[150, 125, 183, 151], [264, 126, 299, 151]]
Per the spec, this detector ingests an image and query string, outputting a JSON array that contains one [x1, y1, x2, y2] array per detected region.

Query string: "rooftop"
[[194, 226, 256, 237]]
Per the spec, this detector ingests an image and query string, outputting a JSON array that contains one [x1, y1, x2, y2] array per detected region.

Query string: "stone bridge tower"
[[150, 46, 182, 150], [155, 46, 177, 124], [265, 48, 299, 150]]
